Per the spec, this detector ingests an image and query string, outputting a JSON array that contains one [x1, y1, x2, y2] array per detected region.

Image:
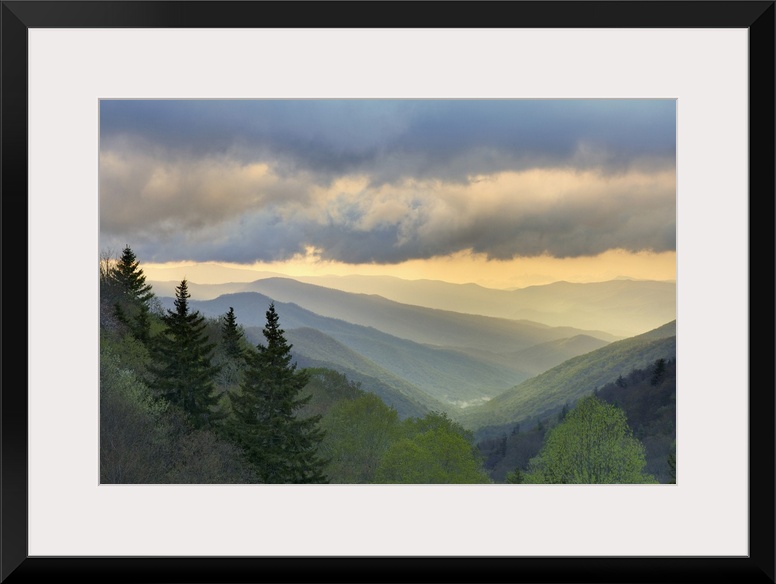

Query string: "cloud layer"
[[99, 100, 676, 264]]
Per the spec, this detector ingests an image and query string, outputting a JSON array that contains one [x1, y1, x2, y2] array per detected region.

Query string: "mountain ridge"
[[458, 321, 677, 431], [150, 274, 674, 336]]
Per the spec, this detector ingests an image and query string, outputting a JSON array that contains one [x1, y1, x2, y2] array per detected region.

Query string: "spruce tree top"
[[152, 277, 221, 428], [260, 302, 295, 368], [263, 302, 284, 343], [173, 279, 192, 317], [115, 245, 153, 303], [228, 301, 327, 483], [222, 307, 245, 360]]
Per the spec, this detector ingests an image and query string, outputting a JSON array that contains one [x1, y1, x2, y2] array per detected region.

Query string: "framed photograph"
[[3, 1, 773, 582]]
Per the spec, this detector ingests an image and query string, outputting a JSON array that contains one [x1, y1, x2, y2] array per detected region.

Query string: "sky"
[[99, 100, 676, 289]]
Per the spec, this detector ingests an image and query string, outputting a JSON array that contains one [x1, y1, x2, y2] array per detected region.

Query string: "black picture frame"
[[2, 2, 773, 583]]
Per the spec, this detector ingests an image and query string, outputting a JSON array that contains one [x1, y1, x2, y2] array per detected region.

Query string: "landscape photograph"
[[99, 99, 676, 485]]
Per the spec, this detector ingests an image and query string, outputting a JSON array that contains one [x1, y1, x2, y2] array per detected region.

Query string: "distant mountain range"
[[160, 292, 532, 406], [150, 274, 675, 337], [154, 273, 675, 428], [274, 327, 443, 419], [458, 320, 677, 432]]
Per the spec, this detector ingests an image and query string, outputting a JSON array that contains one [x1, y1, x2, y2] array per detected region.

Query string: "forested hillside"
[[459, 321, 676, 432], [101, 247, 676, 484], [164, 292, 533, 407], [478, 359, 676, 483], [100, 247, 491, 484]]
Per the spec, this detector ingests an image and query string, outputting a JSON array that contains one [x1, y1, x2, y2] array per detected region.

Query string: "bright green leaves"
[[320, 393, 400, 483], [375, 412, 491, 484], [523, 396, 657, 484], [376, 427, 492, 484]]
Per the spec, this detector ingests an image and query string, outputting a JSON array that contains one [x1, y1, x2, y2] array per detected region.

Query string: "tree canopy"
[[228, 302, 328, 483], [149, 279, 222, 428], [375, 411, 491, 484], [320, 392, 400, 483], [523, 395, 657, 484], [221, 306, 246, 361], [110, 245, 155, 342]]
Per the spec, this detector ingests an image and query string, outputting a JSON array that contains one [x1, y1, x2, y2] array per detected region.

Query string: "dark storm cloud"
[[99, 100, 676, 264], [100, 99, 675, 182], [100, 167, 676, 265]]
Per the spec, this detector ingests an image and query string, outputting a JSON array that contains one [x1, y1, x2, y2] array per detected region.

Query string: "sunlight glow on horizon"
[[140, 248, 676, 289]]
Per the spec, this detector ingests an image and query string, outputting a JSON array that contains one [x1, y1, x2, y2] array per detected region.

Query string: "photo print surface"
[[99, 99, 676, 485]]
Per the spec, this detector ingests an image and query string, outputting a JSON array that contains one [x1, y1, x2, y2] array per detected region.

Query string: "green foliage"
[[667, 442, 676, 484], [375, 423, 492, 484], [166, 429, 258, 484], [279, 327, 452, 418], [203, 309, 251, 394], [298, 368, 365, 419], [482, 359, 676, 483], [402, 410, 473, 442], [111, 245, 156, 343], [149, 279, 223, 428], [523, 396, 657, 484], [506, 468, 524, 484], [221, 307, 247, 360], [477, 420, 547, 482], [650, 358, 667, 386], [320, 393, 401, 483], [228, 303, 328, 483], [100, 341, 171, 483], [101, 335, 256, 484], [100, 331, 153, 383], [594, 359, 676, 482], [460, 324, 676, 431]]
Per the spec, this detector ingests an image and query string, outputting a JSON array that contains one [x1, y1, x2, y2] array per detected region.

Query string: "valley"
[[154, 274, 676, 434]]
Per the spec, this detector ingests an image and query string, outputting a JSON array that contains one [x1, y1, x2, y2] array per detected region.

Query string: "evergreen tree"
[[221, 307, 246, 361], [150, 279, 221, 428], [667, 442, 676, 484], [112, 245, 155, 343], [228, 302, 328, 483], [650, 358, 667, 386]]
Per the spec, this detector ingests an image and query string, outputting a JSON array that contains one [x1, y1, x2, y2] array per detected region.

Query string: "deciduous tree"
[[375, 411, 491, 484], [523, 395, 656, 484], [320, 393, 400, 483]]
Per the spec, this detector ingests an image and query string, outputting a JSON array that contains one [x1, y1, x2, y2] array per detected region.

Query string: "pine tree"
[[667, 442, 676, 484], [112, 245, 155, 343], [221, 307, 245, 361], [150, 279, 222, 428], [228, 302, 328, 483], [650, 358, 667, 386]]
